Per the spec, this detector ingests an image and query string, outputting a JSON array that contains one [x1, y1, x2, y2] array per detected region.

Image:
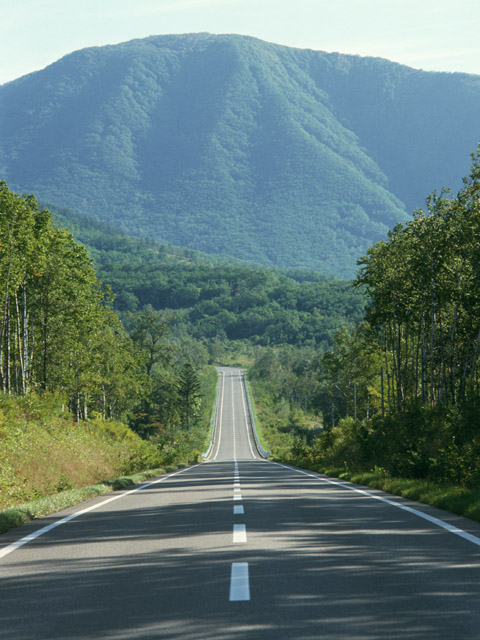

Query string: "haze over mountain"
[[1, 33, 480, 276]]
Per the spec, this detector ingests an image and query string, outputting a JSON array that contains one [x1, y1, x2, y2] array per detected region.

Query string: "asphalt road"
[[2, 367, 480, 639]]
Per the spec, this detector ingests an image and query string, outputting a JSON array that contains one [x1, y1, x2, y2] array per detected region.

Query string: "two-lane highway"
[[2, 367, 480, 639], [206, 367, 260, 463]]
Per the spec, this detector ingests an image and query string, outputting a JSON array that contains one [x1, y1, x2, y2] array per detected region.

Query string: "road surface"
[[1, 366, 480, 639]]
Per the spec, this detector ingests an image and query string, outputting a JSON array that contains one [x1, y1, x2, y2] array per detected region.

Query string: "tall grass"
[[0, 393, 163, 511]]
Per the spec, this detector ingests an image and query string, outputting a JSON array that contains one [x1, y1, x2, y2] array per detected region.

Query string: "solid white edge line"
[[210, 372, 225, 462], [232, 374, 237, 461], [0, 465, 199, 560], [270, 461, 480, 547], [239, 373, 257, 459], [230, 562, 250, 601]]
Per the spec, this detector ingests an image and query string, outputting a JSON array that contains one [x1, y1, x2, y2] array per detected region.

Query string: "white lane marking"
[[234, 505, 244, 515], [239, 374, 257, 459], [230, 563, 250, 601], [233, 524, 247, 543], [232, 374, 237, 462], [211, 373, 225, 462], [271, 461, 480, 548], [0, 466, 199, 560], [234, 494, 242, 501]]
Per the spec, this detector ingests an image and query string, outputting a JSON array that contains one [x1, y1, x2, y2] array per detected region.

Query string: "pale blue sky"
[[1, 0, 479, 85]]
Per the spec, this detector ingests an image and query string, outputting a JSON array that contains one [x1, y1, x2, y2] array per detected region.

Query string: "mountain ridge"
[[1, 33, 480, 276]]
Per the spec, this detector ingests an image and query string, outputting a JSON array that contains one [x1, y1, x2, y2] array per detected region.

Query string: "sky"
[[1, 0, 480, 85]]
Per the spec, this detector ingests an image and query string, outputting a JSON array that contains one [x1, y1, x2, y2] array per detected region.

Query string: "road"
[[2, 366, 480, 639]]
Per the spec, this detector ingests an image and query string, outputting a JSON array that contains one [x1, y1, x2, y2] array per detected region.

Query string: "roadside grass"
[[0, 373, 219, 538], [0, 465, 187, 535], [279, 458, 480, 525], [0, 393, 165, 512]]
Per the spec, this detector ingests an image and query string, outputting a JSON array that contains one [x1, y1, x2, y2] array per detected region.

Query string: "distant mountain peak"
[[1, 33, 480, 276]]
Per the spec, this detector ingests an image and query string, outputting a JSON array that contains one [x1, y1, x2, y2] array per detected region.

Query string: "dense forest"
[[4, 143, 480, 515], [3, 34, 480, 275], [49, 203, 366, 348], [0, 182, 217, 464], [0, 179, 367, 517], [251, 146, 480, 489]]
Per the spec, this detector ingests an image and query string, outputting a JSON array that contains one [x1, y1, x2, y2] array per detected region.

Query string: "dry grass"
[[0, 394, 162, 511]]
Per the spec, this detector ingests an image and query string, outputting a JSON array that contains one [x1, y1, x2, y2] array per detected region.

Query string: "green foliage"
[[255, 147, 480, 494], [248, 347, 324, 457], [124, 304, 218, 462], [0, 393, 164, 511], [315, 322, 383, 425], [0, 182, 143, 420], [177, 363, 201, 431], [357, 146, 480, 411], [47, 202, 367, 349]]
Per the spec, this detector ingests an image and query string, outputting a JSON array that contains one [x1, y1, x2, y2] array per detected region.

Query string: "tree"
[[177, 363, 201, 430], [0, 181, 142, 420], [128, 305, 171, 376], [356, 144, 480, 411], [315, 323, 382, 425]]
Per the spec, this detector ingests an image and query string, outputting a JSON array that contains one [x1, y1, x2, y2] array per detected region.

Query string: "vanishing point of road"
[[2, 367, 480, 639]]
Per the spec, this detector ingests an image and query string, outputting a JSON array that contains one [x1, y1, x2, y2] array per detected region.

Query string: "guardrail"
[[242, 373, 271, 458]]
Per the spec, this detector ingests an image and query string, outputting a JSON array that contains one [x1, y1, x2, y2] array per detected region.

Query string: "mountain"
[[1, 34, 480, 276]]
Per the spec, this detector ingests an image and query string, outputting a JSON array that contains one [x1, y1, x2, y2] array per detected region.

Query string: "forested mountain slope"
[[1, 34, 480, 275], [49, 204, 365, 348]]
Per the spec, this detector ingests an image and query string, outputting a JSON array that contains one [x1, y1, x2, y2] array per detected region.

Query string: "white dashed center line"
[[229, 563, 250, 601], [233, 524, 247, 543]]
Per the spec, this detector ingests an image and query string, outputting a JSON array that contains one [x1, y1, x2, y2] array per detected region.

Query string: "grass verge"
[[0, 465, 186, 536], [278, 458, 480, 525]]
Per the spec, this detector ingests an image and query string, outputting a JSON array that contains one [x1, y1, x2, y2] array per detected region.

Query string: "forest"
[[250, 146, 480, 491], [49, 202, 366, 348], [3, 144, 480, 525], [0, 179, 368, 518], [0, 181, 217, 503]]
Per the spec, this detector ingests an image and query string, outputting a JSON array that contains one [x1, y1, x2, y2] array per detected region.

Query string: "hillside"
[[49, 204, 366, 348], [2, 34, 480, 275]]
